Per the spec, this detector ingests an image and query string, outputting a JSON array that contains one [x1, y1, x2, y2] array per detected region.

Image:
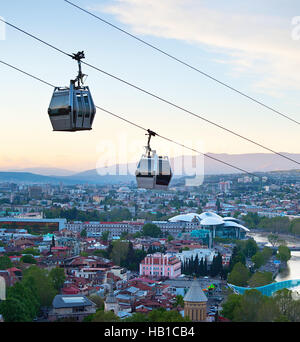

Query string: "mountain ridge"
[[0, 152, 299, 184]]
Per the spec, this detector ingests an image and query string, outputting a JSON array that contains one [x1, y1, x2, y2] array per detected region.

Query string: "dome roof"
[[169, 213, 201, 223], [223, 217, 242, 224], [184, 279, 208, 303], [200, 216, 224, 226], [168, 211, 250, 230], [198, 212, 222, 220], [223, 221, 250, 232]]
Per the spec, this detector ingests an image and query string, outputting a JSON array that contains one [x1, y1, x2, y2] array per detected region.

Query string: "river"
[[248, 232, 300, 284]]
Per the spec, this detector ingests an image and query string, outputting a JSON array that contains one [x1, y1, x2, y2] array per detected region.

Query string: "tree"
[[173, 295, 184, 308], [80, 228, 87, 238], [88, 310, 119, 322], [142, 223, 162, 238], [210, 253, 223, 277], [248, 272, 273, 287], [101, 231, 110, 242], [277, 245, 291, 263], [110, 241, 129, 266], [257, 297, 280, 322], [0, 298, 31, 322], [21, 255, 37, 264], [273, 288, 295, 321], [229, 246, 246, 271], [216, 198, 221, 213], [221, 293, 242, 321], [233, 290, 264, 322], [0, 277, 40, 322], [22, 266, 56, 307], [49, 267, 66, 292], [88, 295, 104, 310], [243, 239, 258, 258], [251, 252, 265, 269], [290, 218, 300, 235], [0, 256, 12, 270], [227, 262, 250, 286], [268, 234, 280, 248]]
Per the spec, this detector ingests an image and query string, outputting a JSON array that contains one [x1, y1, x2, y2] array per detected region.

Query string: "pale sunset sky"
[[0, 0, 299, 172]]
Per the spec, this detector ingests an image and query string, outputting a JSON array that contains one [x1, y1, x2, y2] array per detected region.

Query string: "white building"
[[175, 248, 217, 265]]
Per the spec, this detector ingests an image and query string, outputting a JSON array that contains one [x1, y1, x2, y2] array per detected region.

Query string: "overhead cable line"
[[1, 17, 299, 167], [0, 59, 261, 178], [63, 0, 300, 126]]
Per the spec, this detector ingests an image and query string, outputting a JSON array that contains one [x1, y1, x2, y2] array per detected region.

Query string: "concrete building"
[[66, 221, 143, 238], [169, 212, 250, 240], [175, 248, 217, 265], [49, 295, 96, 322], [139, 253, 181, 278]]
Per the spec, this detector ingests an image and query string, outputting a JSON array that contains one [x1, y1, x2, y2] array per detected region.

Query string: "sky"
[[0, 0, 299, 173]]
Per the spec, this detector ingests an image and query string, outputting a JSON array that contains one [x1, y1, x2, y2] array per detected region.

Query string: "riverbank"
[[248, 230, 300, 247]]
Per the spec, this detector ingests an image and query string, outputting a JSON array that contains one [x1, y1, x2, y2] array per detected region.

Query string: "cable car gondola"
[[48, 51, 96, 132], [135, 130, 172, 190]]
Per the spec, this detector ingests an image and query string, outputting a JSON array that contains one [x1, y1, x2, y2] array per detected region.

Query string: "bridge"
[[228, 279, 300, 297]]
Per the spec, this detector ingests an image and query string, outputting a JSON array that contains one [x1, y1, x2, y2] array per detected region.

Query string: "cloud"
[[92, 0, 300, 96]]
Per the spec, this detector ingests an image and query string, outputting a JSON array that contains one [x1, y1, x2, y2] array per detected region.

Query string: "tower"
[[104, 281, 119, 315], [184, 279, 208, 322]]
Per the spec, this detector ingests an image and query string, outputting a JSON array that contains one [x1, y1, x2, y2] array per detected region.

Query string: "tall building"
[[184, 279, 208, 322], [218, 181, 231, 193], [29, 186, 43, 199]]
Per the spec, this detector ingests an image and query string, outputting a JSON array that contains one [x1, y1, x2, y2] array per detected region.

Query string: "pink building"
[[139, 253, 181, 279]]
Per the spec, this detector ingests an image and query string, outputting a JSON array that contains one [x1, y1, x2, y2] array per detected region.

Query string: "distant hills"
[[0, 152, 299, 184]]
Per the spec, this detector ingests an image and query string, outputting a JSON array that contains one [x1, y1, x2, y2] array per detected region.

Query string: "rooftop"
[[183, 279, 208, 303]]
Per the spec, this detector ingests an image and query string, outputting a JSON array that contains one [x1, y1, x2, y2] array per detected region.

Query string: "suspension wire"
[[82, 60, 300, 167], [0, 59, 260, 178], [0, 60, 56, 88], [1, 17, 299, 166], [63, 0, 300, 126]]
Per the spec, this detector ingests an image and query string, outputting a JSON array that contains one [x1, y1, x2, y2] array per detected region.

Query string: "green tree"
[[243, 239, 258, 258], [268, 234, 280, 248], [173, 295, 184, 308], [227, 262, 250, 286], [290, 218, 300, 235], [80, 228, 87, 238], [101, 231, 110, 242], [22, 266, 56, 307], [277, 245, 291, 263], [251, 252, 265, 269], [232, 290, 264, 322], [49, 267, 66, 292], [142, 223, 162, 238], [257, 297, 280, 322], [0, 298, 31, 322], [88, 295, 104, 310], [21, 255, 37, 264], [248, 272, 273, 287], [0, 255, 12, 270], [89, 310, 119, 322], [110, 241, 129, 266], [221, 293, 241, 321]]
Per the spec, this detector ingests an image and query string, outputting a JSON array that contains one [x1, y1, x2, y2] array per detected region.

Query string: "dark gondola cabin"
[[47, 51, 96, 132], [135, 130, 172, 190]]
